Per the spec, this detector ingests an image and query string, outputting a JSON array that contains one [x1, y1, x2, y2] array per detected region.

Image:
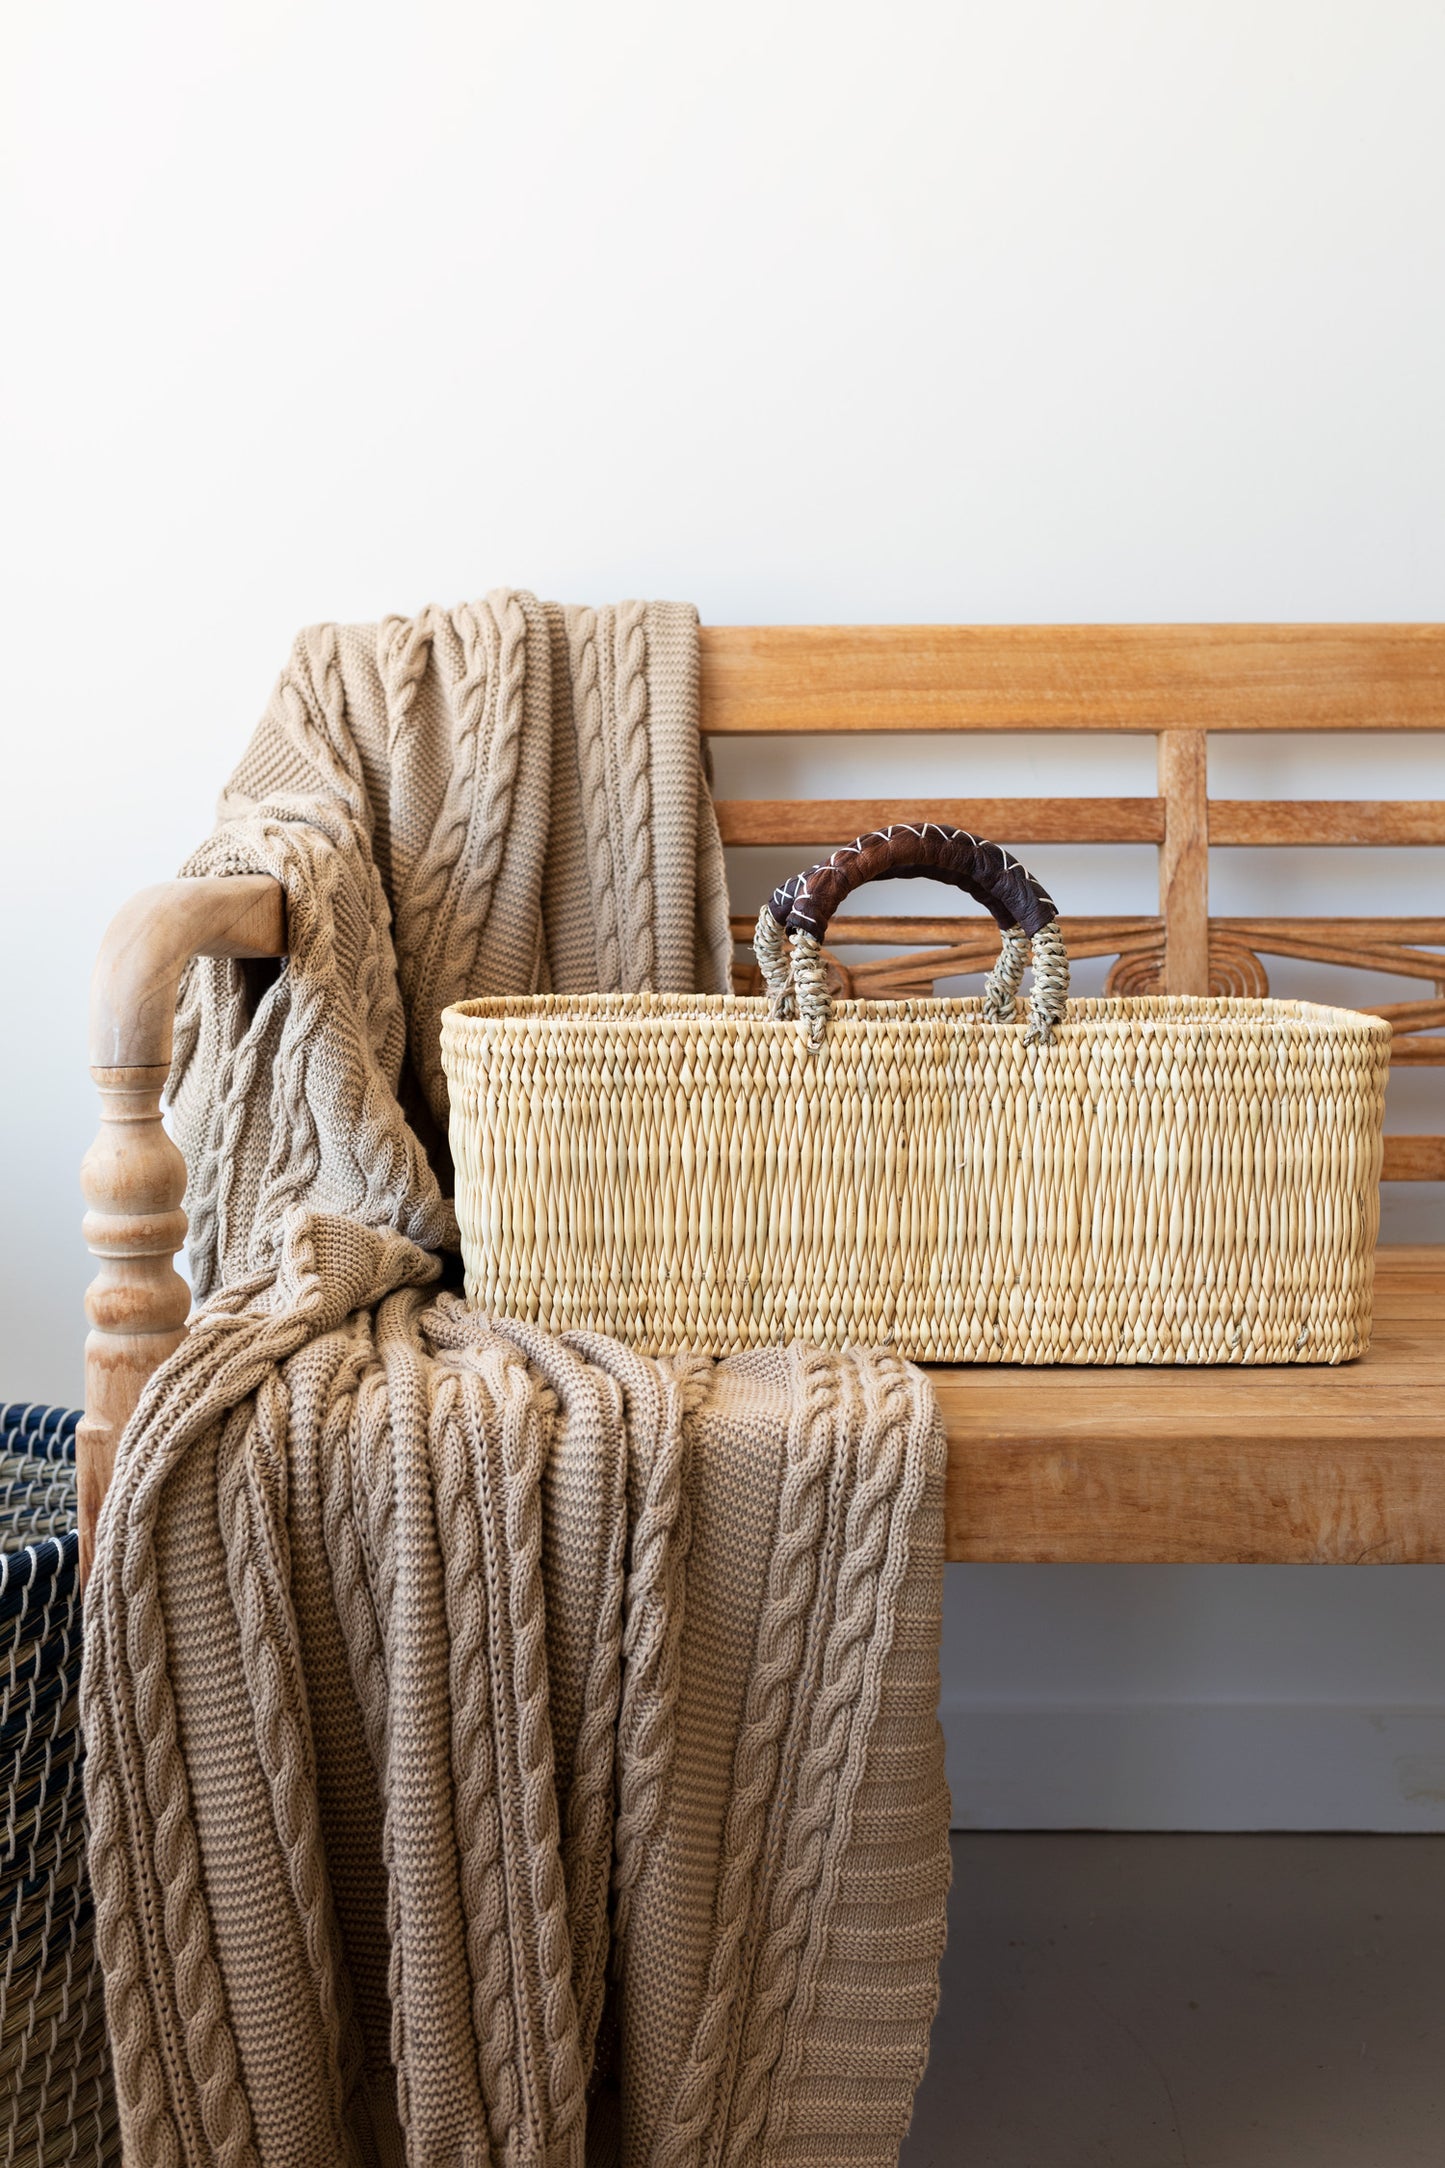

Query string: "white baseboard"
[[942, 1700, 1445, 1832]]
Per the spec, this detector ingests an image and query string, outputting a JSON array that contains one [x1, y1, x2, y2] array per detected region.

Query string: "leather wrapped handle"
[[753, 821, 1070, 1051], [765, 821, 1060, 944]]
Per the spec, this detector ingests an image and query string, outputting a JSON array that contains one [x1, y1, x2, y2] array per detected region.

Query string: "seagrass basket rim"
[[443, 991, 1391, 1040]]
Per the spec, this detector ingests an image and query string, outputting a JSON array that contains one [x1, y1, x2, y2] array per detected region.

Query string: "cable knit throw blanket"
[[82, 593, 951, 2167]]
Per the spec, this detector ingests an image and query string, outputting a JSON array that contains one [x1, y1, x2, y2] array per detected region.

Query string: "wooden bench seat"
[[937, 1247, 1445, 1563], [80, 623, 1444, 1576]]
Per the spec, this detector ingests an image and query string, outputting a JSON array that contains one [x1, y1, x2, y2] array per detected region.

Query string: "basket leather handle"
[[753, 821, 1070, 1050], [766, 821, 1060, 942]]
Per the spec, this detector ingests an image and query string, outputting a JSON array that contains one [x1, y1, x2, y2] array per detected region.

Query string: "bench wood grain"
[[938, 1249, 1445, 1563], [78, 875, 285, 1578]]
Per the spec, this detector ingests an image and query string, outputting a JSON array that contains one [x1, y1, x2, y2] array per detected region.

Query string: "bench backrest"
[[697, 625, 1445, 1184]]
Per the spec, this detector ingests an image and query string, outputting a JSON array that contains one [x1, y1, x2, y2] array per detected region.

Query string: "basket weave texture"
[[443, 992, 1391, 1365], [0, 1406, 118, 2166]]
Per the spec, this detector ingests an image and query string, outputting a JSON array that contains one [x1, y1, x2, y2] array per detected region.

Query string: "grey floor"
[[900, 1834, 1445, 2168]]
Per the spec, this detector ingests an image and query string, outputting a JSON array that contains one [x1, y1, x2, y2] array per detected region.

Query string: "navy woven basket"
[[0, 1406, 117, 2164]]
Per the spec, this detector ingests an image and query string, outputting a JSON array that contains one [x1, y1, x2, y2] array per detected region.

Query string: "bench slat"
[[716, 798, 1166, 847], [1211, 801, 1445, 845], [700, 624, 1445, 735], [718, 799, 1445, 849], [1382, 1139, 1445, 1179]]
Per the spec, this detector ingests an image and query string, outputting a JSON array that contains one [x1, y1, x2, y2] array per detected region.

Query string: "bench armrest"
[[79, 875, 286, 1579]]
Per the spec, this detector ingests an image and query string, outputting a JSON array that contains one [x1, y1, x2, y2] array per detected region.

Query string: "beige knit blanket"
[[82, 594, 951, 2167]]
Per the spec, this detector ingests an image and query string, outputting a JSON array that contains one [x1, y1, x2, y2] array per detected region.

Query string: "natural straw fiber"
[[444, 988, 1392, 1365]]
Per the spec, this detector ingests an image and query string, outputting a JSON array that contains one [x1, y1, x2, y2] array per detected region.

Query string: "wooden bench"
[[80, 624, 1445, 1576]]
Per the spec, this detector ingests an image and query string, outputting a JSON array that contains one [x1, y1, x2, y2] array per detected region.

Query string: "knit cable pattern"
[[565, 1341, 711, 1973], [494, 1343, 588, 2146], [386, 595, 532, 1115], [723, 1352, 924, 2162], [652, 1345, 842, 2168], [430, 1358, 522, 2151], [216, 1376, 364, 2164], [377, 609, 436, 762], [613, 601, 657, 992], [566, 607, 622, 990]]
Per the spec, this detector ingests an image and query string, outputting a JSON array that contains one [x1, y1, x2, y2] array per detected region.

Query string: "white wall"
[[4, 0, 1443, 1828]]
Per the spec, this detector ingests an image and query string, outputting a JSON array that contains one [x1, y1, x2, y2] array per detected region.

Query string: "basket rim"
[[442, 991, 1392, 1039]]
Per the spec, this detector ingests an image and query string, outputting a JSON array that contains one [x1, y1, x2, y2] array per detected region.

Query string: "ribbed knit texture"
[[81, 593, 951, 2166]]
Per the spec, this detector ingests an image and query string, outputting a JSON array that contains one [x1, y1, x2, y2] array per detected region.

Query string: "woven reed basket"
[[442, 823, 1392, 1365], [0, 1404, 119, 2166]]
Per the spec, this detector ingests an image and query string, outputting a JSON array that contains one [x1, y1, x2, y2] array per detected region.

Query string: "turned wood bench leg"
[[78, 874, 286, 1581], [77, 1067, 190, 1582]]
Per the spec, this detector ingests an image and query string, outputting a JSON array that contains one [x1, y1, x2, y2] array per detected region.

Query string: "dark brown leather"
[[767, 822, 1059, 940]]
